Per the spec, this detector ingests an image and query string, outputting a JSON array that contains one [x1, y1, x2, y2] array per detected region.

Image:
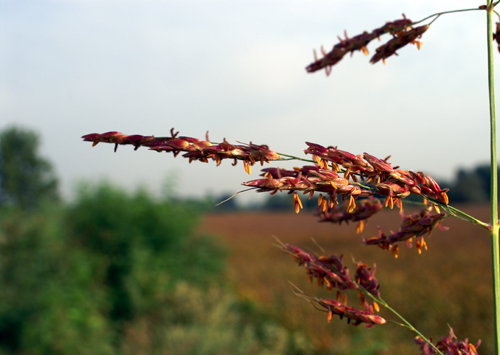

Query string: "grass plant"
[[83, 3, 500, 354]]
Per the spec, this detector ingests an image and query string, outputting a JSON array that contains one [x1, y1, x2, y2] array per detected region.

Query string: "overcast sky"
[[0, 0, 496, 204]]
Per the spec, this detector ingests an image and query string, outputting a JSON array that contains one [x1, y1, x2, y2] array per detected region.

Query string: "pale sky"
[[0, 0, 496, 204]]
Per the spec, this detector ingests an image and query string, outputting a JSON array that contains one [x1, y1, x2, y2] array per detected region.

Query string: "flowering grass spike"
[[317, 197, 383, 233], [363, 206, 448, 258], [82, 129, 280, 174], [415, 327, 481, 355], [306, 15, 429, 75]]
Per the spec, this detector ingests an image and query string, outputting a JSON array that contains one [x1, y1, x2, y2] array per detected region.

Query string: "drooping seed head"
[[415, 327, 480, 355]]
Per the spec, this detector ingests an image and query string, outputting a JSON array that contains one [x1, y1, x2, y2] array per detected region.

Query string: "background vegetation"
[[200, 207, 493, 354], [0, 126, 315, 355]]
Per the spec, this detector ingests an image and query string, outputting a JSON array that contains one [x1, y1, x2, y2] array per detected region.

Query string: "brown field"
[[197, 204, 494, 355]]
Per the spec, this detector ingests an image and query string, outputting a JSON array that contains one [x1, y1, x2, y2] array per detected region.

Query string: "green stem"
[[437, 204, 492, 229], [381, 301, 444, 355], [487, 3, 500, 354], [276, 152, 315, 163], [361, 288, 444, 355], [412, 7, 484, 26]]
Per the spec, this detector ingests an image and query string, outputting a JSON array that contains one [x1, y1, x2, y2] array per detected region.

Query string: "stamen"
[[356, 220, 364, 234]]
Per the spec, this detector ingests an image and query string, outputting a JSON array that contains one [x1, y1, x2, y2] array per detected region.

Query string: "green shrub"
[[0, 207, 114, 355], [0, 182, 227, 354]]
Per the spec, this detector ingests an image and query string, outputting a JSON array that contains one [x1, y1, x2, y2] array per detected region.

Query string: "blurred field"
[[198, 204, 493, 354]]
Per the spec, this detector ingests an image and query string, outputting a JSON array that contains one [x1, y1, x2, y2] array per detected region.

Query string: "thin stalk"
[[380, 300, 444, 355], [361, 287, 444, 355], [438, 204, 491, 229], [487, 2, 500, 354], [276, 152, 315, 163], [413, 7, 483, 26]]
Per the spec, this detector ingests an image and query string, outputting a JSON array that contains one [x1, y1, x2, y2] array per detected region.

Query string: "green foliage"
[[65, 183, 227, 322], [0, 207, 114, 355], [0, 183, 227, 354], [0, 126, 59, 209], [0, 125, 322, 354], [0, 181, 317, 354], [120, 282, 316, 355]]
